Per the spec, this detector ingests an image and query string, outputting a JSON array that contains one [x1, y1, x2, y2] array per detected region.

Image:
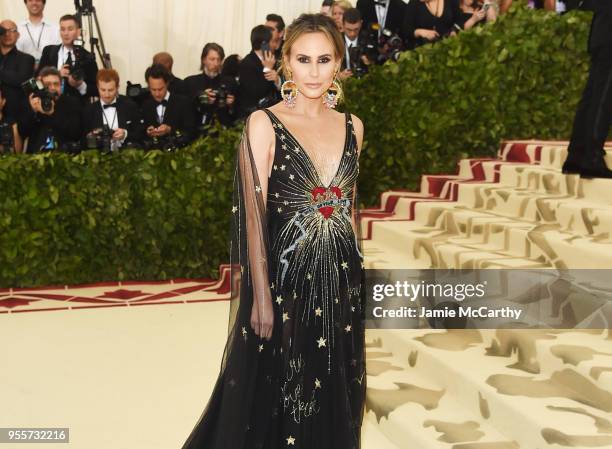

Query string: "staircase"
[[361, 141, 612, 449]]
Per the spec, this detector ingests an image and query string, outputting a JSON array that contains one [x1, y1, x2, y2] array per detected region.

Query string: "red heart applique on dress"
[[311, 186, 342, 219]]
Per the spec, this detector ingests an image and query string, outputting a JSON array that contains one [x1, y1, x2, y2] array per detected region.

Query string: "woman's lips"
[[305, 83, 322, 88]]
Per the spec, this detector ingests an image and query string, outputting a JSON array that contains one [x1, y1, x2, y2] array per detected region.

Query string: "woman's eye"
[[319, 58, 331, 63]]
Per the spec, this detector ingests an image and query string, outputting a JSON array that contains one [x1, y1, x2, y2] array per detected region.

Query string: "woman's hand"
[[251, 296, 274, 340], [416, 29, 440, 41]]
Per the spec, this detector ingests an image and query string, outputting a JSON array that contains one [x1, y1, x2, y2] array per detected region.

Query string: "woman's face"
[[332, 6, 344, 28], [284, 32, 340, 100]]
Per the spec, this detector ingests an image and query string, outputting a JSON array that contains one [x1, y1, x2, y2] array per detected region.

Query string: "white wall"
[[0, 0, 355, 86]]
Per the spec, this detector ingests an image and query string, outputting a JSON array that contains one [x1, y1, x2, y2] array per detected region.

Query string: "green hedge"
[[344, 3, 592, 206], [0, 4, 594, 287]]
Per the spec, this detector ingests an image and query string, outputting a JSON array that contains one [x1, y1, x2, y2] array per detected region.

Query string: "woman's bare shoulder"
[[247, 110, 275, 156]]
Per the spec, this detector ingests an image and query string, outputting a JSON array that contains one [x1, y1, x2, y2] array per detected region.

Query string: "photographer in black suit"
[[0, 20, 35, 125], [37, 14, 98, 101], [237, 25, 281, 119], [562, 1, 612, 178], [82, 69, 143, 152], [141, 64, 196, 150], [356, 0, 406, 41], [19, 66, 82, 153], [184, 43, 238, 133], [338, 8, 373, 81]]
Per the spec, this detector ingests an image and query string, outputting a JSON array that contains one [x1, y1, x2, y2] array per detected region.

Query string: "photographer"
[[17, 0, 61, 66], [184, 43, 238, 134], [402, 0, 464, 50], [141, 64, 196, 150], [0, 86, 23, 153], [19, 66, 82, 153], [0, 20, 35, 126], [237, 25, 281, 119], [82, 69, 143, 152], [338, 8, 373, 81], [37, 14, 98, 102], [356, 0, 406, 41]]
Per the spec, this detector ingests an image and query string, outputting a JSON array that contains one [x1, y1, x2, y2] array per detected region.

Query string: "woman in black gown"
[[402, 0, 464, 50], [181, 12, 366, 449]]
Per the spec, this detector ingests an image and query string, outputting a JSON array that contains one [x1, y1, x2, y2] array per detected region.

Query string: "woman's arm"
[[12, 124, 23, 153], [243, 110, 275, 340]]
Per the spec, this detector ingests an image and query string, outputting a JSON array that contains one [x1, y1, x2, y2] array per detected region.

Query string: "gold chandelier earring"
[[281, 69, 298, 108], [323, 69, 342, 109]]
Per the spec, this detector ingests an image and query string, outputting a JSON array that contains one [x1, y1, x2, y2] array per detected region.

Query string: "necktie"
[[65, 51, 73, 66]]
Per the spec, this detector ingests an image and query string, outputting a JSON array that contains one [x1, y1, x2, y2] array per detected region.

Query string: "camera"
[[126, 81, 150, 106], [22, 78, 56, 113], [86, 125, 114, 151], [143, 131, 186, 152], [0, 122, 15, 153], [68, 39, 92, 82], [197, 83, 230, 111], [261, 40, 271, 54]]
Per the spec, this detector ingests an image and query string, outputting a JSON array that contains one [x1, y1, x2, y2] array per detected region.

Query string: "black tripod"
[[74, 0, 112, 69]]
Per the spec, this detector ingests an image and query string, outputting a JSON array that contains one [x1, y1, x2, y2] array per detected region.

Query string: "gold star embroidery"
[[280, 134, 286, 140], [285, 154, 291, 159], [273, 164, 278, 170], [293, 291, 297, 299], [258, 344, 264, 352], [275, 192, 280, 198], [270, 282, 275, 289], [242, 327, 247, 336], [289, 174, 294, 180], [283, 312, 289, 322], [286, 435, 295, 445], [283, 200, 288, 205], [240, 265, 244, 274], [334, 298, 339, 304], [280, 164, 286, 170], [314, 378, 322, 389], [341, 261, 348, 270], [307, 273, 312, 280], [231, 206, 238, 213], [282, 144, 287, 150], [351, 306, 355, 312], [315, 307, 322, 317], [276, 295, 283, 305], [255, 185, 261, 193], [317, 337, 326, 348], [345, 325, 352, 332], [277, 207, 283, 213]]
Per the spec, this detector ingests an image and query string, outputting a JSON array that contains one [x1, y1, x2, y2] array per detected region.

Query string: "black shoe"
[[561, 160, 581, 174], [579, 165, 612, 179]]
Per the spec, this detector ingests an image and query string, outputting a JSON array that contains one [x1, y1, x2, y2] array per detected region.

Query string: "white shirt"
[[17, 18, 60, 63], [57, 45, 88, 96], [375, 0, 390, 35], [100, 98, 127, 149], [344, 35, 359, 70], [156, 92, 171, 124]]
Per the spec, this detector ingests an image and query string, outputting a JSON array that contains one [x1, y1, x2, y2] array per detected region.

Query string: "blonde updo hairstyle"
[[279, 13, 346, 105]]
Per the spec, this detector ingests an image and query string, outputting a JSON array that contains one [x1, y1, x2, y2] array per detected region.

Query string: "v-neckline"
[[264, 108, 350, 189]]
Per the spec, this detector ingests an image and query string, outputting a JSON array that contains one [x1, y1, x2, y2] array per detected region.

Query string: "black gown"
[[181, 107, 367, 449]]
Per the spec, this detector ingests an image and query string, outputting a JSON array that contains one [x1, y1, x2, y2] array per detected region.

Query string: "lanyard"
[[25, 22, 45, 50], [101, 104, 118, 130]]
